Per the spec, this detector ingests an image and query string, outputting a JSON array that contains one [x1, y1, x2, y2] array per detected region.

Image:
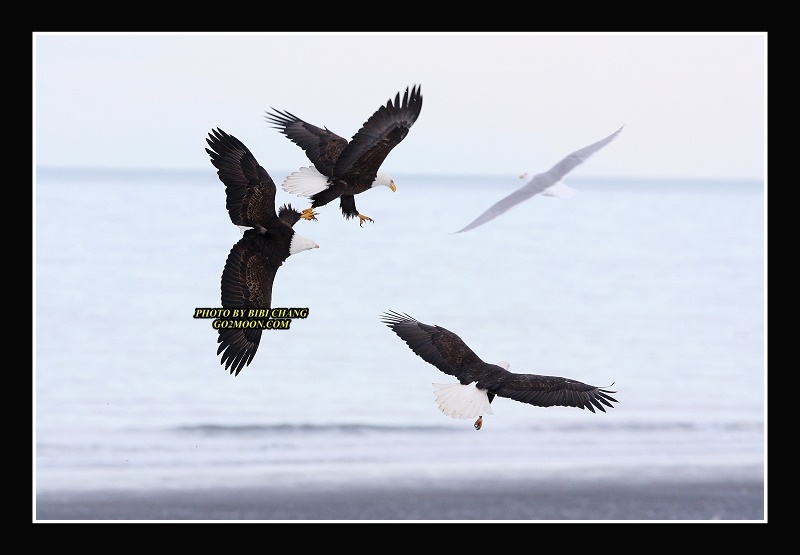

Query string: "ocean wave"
[[170, 420, 764, 436]]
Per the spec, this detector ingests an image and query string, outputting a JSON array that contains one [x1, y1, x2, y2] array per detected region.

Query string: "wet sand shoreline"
[[35, 476, 765, 522]]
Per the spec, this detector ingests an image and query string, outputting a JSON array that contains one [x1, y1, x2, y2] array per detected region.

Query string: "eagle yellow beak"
[[389, 181, 397, 192]]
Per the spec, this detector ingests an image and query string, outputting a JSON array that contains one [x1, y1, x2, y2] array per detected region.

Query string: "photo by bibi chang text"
[[193, 307, 309, 330]]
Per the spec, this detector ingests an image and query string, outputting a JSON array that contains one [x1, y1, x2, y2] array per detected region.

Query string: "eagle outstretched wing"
[[205, 127, 279, 228], [479, 372, 618, 413], [265, 109, 349, 177], [217, 234, 278, 375], [380, 310, 484, 378], [332, 85, 423, 181]]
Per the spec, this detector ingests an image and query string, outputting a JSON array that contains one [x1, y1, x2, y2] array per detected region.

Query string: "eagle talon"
[[358, 214, 374, 227], [474, 416, 483, 431], [301, 208, 319, 221]]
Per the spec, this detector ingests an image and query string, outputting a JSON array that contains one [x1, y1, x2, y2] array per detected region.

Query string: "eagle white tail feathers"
[[542, 181, 577, 198], [432, 382, 494, 420], [282, 166, 330, 198]]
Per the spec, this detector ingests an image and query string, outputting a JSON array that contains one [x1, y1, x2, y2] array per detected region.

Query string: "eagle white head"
[[289, 233, 319, 255], [372, 172, 397, 192]]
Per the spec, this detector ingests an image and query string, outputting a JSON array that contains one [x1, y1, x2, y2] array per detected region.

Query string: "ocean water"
[[34, 168, 765, 493]]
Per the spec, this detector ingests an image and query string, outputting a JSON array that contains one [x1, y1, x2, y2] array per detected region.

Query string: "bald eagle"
[[380, 311, 618, 430], [265, 84, 423, 226], [455, 125, 624, 233], [206, 128, 319, 375]]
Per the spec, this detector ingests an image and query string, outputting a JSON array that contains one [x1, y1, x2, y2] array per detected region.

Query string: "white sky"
[[33, 32, 766, 181]]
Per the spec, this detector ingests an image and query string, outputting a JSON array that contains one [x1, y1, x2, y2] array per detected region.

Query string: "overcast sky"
[[33, 32, 765, 181]]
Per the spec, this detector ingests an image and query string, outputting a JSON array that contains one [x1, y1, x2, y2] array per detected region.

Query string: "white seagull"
[[454, 125, 624, 233]]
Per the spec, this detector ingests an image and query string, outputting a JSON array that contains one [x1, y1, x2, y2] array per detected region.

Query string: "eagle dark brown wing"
[[380, 310, 486, 378], [332, 85, 423, 186], [217, 231, 280, 375], [265, 109, 348, 177], [205, 128, 278, 228], [477, 372, 618, 413]]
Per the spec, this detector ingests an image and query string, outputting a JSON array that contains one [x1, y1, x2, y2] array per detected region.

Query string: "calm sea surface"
[[34, 168, 765, 492]]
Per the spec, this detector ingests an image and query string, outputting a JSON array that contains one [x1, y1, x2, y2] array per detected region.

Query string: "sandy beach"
[[35, 477, 765, 522]]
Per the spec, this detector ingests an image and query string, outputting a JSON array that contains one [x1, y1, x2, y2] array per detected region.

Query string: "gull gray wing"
[[454, 187, 540, 233], [539, 125, 624, 184]]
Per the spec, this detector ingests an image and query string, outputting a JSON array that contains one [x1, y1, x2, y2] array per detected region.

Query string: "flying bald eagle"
[[455, 125, 624, 233], [265, 84, 423, 226], [380, 311, 618, 430], [206, 127, 319, 375]]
